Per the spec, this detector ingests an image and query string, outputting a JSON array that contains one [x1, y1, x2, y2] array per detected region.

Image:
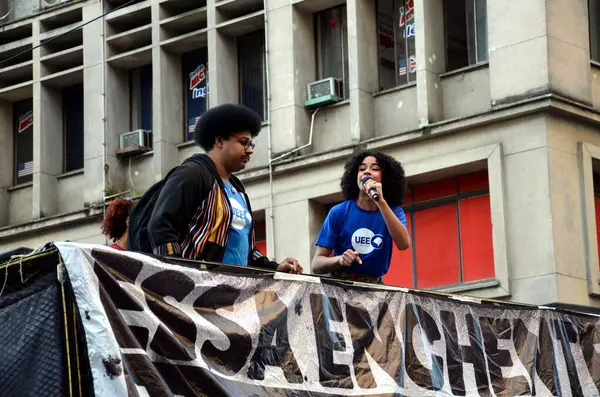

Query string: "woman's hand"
[[363, 178, 384, 203], [338, 249, 361, 267]]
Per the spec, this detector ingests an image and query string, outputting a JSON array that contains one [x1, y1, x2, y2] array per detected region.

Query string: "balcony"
[[215, 0, 264, 23], [0, 20, 33, 92], [105, 0, 152, 69]]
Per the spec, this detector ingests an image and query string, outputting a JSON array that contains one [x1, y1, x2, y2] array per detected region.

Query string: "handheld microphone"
[[361, 176, 380, 202]]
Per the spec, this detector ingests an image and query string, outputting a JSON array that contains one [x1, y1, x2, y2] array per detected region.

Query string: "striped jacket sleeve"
[[148, 163, 209, 257]]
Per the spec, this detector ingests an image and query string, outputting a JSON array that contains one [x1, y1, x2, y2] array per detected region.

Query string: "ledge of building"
[[238, 93, 600, 183], [0, 207, 104, 240]]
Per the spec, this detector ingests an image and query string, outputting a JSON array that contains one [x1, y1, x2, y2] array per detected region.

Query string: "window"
[[592, 172, 600, 265], [63, 84, 84, 173], [383, 170, 495, 289], [255, 218, 267, 254], [444, 0, 488, 72], [129, 64, 152, 132], [315, 5, 349, 99], [13, 98, 33, 185], [238, 30, 267, 120], [377, 0, 417, 90], [590, 0, 600, 62], [183, 48, 209, 141]]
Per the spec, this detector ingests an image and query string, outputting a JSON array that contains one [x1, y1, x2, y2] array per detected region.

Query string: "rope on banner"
[[59, 254, 74, 397], [0, 266, 8, 298]]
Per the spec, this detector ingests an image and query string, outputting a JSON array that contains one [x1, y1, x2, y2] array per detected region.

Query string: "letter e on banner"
[[310, 293, 352, 389]]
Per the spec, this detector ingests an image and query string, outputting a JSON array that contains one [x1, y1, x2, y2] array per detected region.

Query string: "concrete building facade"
[[1, 0, 600, 307]]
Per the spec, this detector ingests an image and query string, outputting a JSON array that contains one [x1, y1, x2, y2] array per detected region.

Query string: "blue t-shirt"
[[222, 182, 252, 266], [315, 200, 407, 278]]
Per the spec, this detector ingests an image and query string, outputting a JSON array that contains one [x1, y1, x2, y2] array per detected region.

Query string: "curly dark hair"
[[194, 104, 262, 151], [101, 197, 134, 242], [340, 150, 407, 207]]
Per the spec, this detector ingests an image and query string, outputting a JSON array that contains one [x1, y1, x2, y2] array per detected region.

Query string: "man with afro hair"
[[128, 104, 302, 273]]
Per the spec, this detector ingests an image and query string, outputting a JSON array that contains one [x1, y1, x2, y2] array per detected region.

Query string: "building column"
[[346, 0, 378, 142], [546, 0, 591, 104], [415, 0, 445, 126], [266, 4, 312, 155], [151, 2, 181, 179], [488, 0, 591, 106], [32, 20, 61, 219], [82, 1, 118, 207], [0, 101, 12, 226], [207, 0, 238, 108], [488, 0, 542, 105]]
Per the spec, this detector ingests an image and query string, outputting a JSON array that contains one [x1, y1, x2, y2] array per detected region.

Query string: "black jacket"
[[131, 154, 278, 269]]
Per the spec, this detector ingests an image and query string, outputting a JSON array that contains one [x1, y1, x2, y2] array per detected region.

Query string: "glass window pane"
[[414, 203, 461, 289], [378, 0, 397, 90], [466, 0, 477, 65], [64, 84, 84, 173], [377, 0, 416, 90], [590, 0, 600, 62], [140, 64, 152, 131], [475, 0, 488, 62], [14, 99, 33, 185], [238, 30, 266, 120], [316, 6, 349, 98], [404, 0, 417, 83], [183, 48, 209, 141], [445, 0, 469, 71]]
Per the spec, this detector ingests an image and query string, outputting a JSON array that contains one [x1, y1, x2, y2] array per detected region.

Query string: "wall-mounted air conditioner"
[[117, 129, 152, 157], [304, 77, 343, 108], [40, 0, 69, 10]]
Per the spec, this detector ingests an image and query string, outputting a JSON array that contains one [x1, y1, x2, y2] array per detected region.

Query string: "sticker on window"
[[400, 0, 415, 27], [399, 58, 407, 76], [409, 55, 417, 73], [18, 110, 33, 134]]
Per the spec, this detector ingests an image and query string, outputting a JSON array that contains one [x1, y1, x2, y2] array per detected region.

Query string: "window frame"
[[182, 47, 209, 142], [237, 29, 267, 121], [443, 0, 488, 72], [314, 4, 350, 99], [401, 179, 493, 290], [589, 0, 600, 62], [62, 84, 85, 174], [402, 143, 509, 298], [376, 0, 417, 90], [578, 142, 600, 296], [128, 64, 153, 132], [13, 98, 34, 186]]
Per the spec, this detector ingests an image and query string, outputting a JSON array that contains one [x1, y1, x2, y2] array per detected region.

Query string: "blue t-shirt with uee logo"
[[222, 182, 252, 266], [315, 200, 407, 278]]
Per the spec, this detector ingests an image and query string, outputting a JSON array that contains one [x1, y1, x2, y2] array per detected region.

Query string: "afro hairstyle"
[[193, 104, 262, 151], [340, 150, 407, 207], [101, 197, 134, 242]]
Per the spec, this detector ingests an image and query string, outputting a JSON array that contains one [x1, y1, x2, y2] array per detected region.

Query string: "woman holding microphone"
[[311, 150, 410, 284]]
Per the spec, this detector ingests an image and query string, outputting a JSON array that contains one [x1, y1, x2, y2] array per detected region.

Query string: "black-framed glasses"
[[230, 134, 255, 150]]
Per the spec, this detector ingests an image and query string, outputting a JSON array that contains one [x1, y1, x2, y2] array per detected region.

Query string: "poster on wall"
[[14, 98, 33, 185], [183, 48, 209, 142]]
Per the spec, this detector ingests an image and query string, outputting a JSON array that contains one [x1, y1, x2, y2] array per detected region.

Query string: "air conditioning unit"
[[117, 129, 152, 157], [40, 0, 69, 10], [304, 77, 343, 108]]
